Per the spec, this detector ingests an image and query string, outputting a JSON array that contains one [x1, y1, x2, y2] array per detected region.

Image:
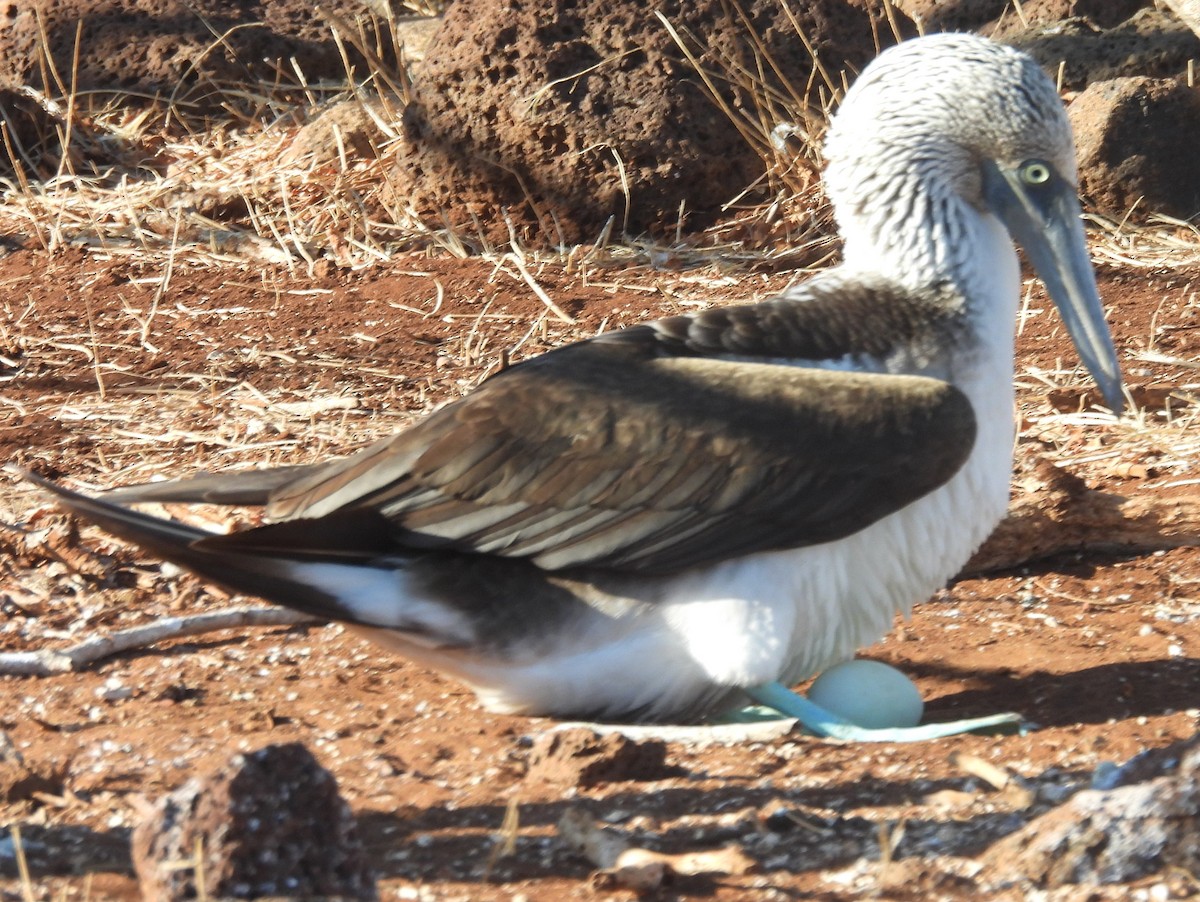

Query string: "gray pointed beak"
[[983, 159, 1124, 415]]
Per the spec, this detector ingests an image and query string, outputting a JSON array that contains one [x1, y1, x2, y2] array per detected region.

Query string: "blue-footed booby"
[[23, 33, 1124, 740]]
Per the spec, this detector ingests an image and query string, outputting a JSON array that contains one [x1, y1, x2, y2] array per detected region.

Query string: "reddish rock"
[[1007, 9, 1200, 91], [132, 743, 376, 901], [525, 728, 678, 787], [897, 0, 1147, 35], [996, 0, 1147, 30], [282, 99, 387, 166], [894, 0, 1008, 32], [400, 0, 913, 247], [1068, 75, 1200, 220]]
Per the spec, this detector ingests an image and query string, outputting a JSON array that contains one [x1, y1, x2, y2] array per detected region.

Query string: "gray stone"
[[985, 737, 1200, 888]]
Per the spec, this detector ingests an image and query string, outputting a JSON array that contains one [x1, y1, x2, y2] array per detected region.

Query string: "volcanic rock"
[[132, 742, 376, 901], [400, 0, 913, 247], [1068, 75, 1200, 219], [0, 0, 397, 121]]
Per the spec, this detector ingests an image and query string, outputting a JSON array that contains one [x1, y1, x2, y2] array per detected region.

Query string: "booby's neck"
[[827, 113, 1022, 360], [835, 156, 994, 285], [832, 178, 1019, 381]]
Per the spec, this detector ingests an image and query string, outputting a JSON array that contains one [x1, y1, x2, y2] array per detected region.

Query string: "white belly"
[[414, 426, 1011, 722]]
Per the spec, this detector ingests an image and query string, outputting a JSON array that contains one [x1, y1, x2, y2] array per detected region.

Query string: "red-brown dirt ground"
[[2, 237, 1200, 899]]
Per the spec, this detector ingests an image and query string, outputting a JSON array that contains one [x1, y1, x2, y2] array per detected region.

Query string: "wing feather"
[[200, 342, 974, 574], [112, 282, 978, 576]]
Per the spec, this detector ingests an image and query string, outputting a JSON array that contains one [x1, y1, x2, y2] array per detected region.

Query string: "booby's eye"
[[1019, 161, 1052, 186]]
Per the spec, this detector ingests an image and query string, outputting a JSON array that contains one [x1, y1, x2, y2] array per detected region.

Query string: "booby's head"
[[824, 34, 1124, 414]]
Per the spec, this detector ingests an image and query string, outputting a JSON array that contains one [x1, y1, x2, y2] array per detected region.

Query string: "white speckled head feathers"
[[826, 34, 1074, 188], [823, 35, 1075, 285]]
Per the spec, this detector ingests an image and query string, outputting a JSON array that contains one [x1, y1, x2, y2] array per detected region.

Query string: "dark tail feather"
[[19, 470, 361, 622], [100, 464, 313, 506], [23, 469, 214, 549]]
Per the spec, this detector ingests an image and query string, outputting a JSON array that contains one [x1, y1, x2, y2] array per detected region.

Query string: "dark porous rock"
[[525, 728, 679, 788], [399, 0, 914, 248], [1068, 75, 1200, 220], [0, 0, 397, 123], [132, 742, 376, 902], [984, 738, 1200, 889], [1006, 9, 1200, 91]]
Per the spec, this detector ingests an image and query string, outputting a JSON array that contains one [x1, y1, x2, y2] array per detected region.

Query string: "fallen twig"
[[558, 807, 753, 891], [0, 606, 316, 676], [505, 252, 576, 323], [952, 751, 1037, 808]]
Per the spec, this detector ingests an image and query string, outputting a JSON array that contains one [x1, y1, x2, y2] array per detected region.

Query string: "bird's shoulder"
[[591, 271, 966, 368]]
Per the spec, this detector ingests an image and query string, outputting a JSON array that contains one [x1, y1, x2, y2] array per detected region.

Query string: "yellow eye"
[[1020, 161, 1052, 186]]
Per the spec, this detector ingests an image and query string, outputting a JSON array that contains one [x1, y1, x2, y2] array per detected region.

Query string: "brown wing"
[[201, 331, 975, 575], [105, 280, 977, 575]]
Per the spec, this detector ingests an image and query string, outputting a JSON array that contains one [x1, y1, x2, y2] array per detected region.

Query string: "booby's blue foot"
[[742, 681, 1026, 742]]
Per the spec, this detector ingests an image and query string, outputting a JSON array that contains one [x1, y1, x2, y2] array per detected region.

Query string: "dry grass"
[[1091, 213, 1200, 271], [7, 0, 1196, 280], [0, 7, 436, 268], [0, 0, 861, 278], [1016, 283, 1200, 493]]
